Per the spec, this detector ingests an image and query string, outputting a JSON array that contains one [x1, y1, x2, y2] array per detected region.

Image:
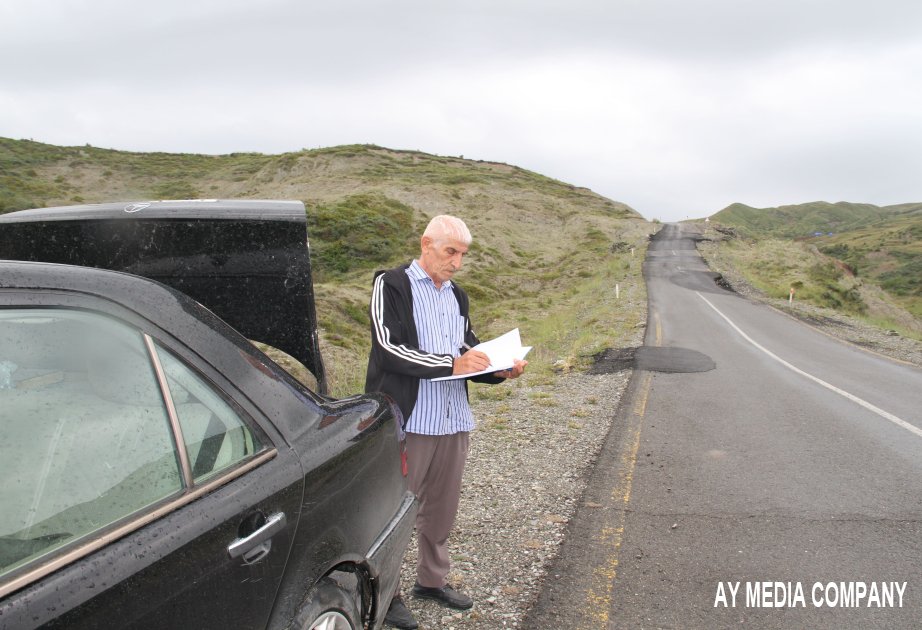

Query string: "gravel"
[[394, 365, 637, 629]]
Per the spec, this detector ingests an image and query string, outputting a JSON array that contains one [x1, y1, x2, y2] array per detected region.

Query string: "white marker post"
[[616, 283, 621, 300], [789, 287, 795, 303]]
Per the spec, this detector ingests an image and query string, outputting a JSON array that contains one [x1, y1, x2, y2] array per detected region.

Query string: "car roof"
[[0, 199, 306, 223], [0, 258, 223, 327]]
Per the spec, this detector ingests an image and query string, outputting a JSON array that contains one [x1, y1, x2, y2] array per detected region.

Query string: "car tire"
[[295, 574, 363, 630]]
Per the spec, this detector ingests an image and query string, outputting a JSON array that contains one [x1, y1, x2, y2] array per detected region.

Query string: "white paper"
[[431, 328, 531, 381]]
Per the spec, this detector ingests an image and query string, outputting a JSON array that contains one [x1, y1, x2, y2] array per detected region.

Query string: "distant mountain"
[[711, 201, 922, 239]]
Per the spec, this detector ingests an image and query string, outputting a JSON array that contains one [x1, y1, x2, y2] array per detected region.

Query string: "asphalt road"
[[527, 223, 922, 629]]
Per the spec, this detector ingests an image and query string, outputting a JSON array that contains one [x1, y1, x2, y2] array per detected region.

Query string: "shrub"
[[307, 193, 416, 279], [152, 180, 198, 199], [879, 258, 922, 296]]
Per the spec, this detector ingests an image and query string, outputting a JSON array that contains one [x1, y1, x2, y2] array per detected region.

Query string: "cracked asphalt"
[[528, 223, 922, 629]]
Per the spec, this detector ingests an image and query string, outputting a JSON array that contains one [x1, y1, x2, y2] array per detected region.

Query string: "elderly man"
[[366, 215, 526, 629]]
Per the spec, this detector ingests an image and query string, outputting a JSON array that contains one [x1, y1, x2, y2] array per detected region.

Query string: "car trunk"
[[0, 199, 327, 394]]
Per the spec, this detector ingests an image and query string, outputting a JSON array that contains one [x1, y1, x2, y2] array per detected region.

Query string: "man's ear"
[[420, 235, 432, 252]]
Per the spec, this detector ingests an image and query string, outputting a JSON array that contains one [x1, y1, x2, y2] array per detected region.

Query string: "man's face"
[[419, 236, 469, 286]]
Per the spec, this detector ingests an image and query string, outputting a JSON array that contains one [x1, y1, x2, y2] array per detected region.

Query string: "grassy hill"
[[701, 200, 922, 338], [808, 215, 922, 319], [0, 137, 651, 396], [710, 200, 922, 239]]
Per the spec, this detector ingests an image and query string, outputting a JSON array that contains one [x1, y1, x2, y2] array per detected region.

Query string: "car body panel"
[[0, 257, 416, 629], [4, 450, 303, 630], [361, 492, 417, 627]]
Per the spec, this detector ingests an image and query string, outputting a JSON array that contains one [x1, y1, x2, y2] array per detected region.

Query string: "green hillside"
[[704, 200, 922, 335], [710, 201, 922, 239], [0, 137, 651, 395], [810, 214, 922, 319]]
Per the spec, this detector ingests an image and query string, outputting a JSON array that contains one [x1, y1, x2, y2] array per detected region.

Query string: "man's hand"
[[453, 349, 492, 375], [495, 359, 527, 379]]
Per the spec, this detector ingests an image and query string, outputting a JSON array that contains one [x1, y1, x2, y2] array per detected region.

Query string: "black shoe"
[[411, 582, 474, 610], [384, 595, 418, 629]]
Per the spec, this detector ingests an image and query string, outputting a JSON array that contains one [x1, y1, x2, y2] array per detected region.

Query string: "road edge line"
[[696, 291, 922, 439]]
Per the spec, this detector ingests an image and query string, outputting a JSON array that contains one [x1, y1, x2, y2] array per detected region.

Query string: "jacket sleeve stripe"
[[371, 274, 453, 368]]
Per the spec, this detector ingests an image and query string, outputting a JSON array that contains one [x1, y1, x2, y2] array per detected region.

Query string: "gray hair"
[[423, 215, 472, 245]]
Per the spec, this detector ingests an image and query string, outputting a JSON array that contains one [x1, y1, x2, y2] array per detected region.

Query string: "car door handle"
[[227, 512, 287, 561]]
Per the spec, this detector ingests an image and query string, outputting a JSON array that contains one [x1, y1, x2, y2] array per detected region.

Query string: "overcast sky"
[[2, 0, 921, 221]]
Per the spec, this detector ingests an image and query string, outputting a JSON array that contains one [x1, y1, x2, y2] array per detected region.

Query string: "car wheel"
[[296, 575, 363, 630]]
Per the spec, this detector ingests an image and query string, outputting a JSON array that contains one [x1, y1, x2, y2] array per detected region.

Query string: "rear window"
[[0, 309, 182, 578]]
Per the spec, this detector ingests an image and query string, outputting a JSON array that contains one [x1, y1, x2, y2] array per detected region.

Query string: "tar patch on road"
[[591, 346, 716, 374], [589, 347, 638, 374], [636, 346, 715, 372], [714, 273, 735, 292], [660, 269, 738, 295]]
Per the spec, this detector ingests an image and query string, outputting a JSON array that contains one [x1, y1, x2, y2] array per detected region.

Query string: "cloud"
[[2, 0, 921, 220]]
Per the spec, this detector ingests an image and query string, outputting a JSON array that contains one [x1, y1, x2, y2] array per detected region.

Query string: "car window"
[[0, 309, 182, 580], [153, 343, 262, 482]]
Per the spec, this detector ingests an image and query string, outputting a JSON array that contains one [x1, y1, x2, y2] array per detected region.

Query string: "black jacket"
[[365, 264, 502, 424]]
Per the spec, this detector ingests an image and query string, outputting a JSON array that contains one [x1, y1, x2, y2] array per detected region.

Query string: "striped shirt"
[[404, 260, 474, 435]]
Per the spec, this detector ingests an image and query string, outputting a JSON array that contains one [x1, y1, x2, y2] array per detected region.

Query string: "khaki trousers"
[[406, 431, 470, 588]]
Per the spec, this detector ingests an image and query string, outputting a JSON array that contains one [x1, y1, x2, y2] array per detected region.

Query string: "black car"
[[0, 200, 416, 630]]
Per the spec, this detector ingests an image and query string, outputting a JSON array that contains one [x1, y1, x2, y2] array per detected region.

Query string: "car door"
[[0, 299, 304, 630]]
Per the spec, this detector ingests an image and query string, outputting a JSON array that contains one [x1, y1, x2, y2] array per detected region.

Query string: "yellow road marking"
[[633, 373, 651, 418], [582, 371, 651, 627]]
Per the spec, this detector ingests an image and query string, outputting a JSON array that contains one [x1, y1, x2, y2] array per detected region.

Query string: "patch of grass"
[[340, 299, 370, 326], [307, 193, 416, 280], [492, 238, 647, 376], [528, 391, 558, 407], [473, 385, 513, 401], [878, 255, 922, 298], [704, 232, 921, 336], [151, 180, 199, 199], [485, 416, 509, 430], [804, 262, 865, 314], [525, 373, 556, 387]]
